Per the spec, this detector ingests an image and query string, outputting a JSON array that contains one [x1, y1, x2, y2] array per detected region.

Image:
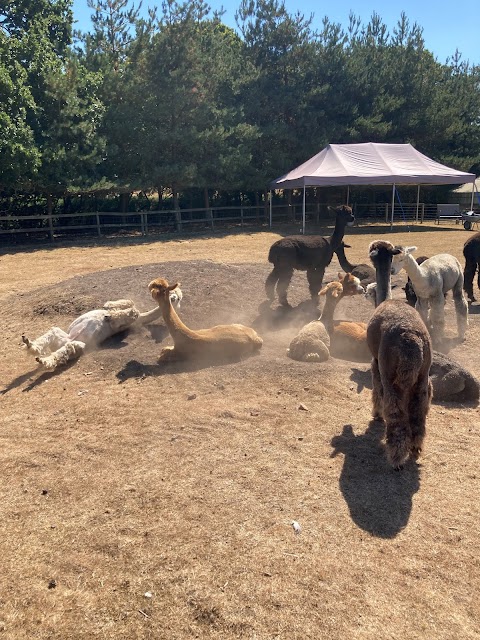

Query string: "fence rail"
[[0, 202, 446, 242]]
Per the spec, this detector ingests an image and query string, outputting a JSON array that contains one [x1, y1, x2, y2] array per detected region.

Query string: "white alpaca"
[[391, 246, 468, 343], [23, 287, 183, 371]]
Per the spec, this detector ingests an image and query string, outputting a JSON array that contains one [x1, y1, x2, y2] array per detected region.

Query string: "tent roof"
[[270, 143, 476, 189]]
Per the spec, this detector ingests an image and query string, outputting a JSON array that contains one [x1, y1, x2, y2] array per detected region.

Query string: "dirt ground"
[[0, 222, 479, 639]]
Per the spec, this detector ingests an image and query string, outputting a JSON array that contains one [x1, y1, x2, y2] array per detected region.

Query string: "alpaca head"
[[328, 204, 355, 227], [319, 281, 343, 299], [169, 285, 183, 308], [390, 245, 417, 274], [148, 278, 181, 306], [368, 240, 402, 272], [365, 282, 377, 306], [339, 272, 365, 296]]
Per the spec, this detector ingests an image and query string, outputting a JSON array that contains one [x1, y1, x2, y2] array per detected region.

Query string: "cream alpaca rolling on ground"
[[23, 289, 182, 371], [148, 278, 263, 362]]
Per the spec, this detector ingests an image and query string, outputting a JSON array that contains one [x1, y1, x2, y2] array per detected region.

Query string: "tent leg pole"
[[471, 184, 475, 211], [303, 186, 306, 235], [391, 184, 395, 229], [269, 190, 272, 228], [416, 185, 420, 223], [346, 186, 350, 205]]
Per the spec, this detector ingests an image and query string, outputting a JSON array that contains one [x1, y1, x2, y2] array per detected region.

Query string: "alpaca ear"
[[406, 246, 417, 254], [168, 283, 179, 292], [342, 243, 352, 248], [319, 286, 328, 296], [369, 249, 378, 258], [338, 272, 344, 281]]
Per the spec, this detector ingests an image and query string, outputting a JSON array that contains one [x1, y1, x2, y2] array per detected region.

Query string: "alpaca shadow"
[[252, 299, 318, 332], [331, 422, 420, 538], [116, 351, 260, 382], [1, 358, 81, 394], [349, 367, 372, 393]]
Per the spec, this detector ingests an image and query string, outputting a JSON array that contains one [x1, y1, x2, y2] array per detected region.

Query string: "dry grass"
[[1, 221, 479, 639]]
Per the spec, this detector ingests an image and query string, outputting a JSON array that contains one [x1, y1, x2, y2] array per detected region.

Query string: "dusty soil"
[[0, 222, 479, 639]]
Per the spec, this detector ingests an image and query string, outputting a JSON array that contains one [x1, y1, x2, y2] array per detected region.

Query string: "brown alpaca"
[[286, 273, 364, 362], [148, 278, 263, 362], [367, 240, 432, 469]]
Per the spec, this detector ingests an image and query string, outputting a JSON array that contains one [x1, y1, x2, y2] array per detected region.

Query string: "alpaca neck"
[[329, 218, 349, 252], [335, 244, 356, 272], [374, 264, 392, 306], [319, 294, 342, 333], [159, 298, 197, 342], [402, 254, 424, 288], [136, 305, 164, 326]]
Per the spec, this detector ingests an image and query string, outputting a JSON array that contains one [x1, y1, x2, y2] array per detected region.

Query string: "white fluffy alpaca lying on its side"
[[22, 287, 183, 371]]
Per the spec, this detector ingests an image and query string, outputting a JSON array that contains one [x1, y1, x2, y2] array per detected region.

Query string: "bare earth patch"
[[0, 223, 479, 639]]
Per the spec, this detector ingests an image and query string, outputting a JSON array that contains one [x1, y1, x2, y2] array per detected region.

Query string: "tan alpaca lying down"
[[148, 278, 263, 362], [287, 273, 365, 362]]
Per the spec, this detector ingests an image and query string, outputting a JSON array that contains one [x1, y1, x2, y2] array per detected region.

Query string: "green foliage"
[[1, 1, 480, 205]]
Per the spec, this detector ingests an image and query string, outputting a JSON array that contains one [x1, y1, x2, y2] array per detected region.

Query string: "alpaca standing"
[[22, 288, 182, 371], [463, 232, 480, 302], [367, 240, 432, 469], [148, 278, 263, 362], [265, 205, 354, 306], [335, 242, 376, 285], [391, 246, 468, 343]]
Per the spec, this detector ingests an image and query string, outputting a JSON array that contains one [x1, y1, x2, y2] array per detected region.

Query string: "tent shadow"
[[331, 422, 420, 539]]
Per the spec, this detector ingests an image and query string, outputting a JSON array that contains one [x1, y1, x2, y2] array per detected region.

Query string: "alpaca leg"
[[429, 296, 446, 344], [415, 298, 430, 329], [463, 258, 477, 302], [452, 277, 469, 340], [476, 261, 480, 298], [157, 346, 180, 363], [103, 299, 135, 310], [23, 327, 70, 357], [265, 268, 280, 301], [36, 340, 86, 371], [371, 358, 384, 422], [382, 387, 411, 469], [307, 268, 325, 305], [409, 375, 432, 461], [275, 267, 294, 306]]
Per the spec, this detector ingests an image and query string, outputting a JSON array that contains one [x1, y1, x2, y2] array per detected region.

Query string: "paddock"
[[0, 224, 478, 639]]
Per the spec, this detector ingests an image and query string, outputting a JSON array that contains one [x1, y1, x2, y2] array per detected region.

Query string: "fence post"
[[240, 207, 244, 227], [385, 203, 389, 223], [96, 212, 101, 236], [175, 208, 182, 232], [47, 194, 54, 242], [206, 208, 214, 230]]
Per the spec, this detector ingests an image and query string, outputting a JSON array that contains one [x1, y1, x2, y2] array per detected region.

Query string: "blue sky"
[[72, 0, 479, 65]]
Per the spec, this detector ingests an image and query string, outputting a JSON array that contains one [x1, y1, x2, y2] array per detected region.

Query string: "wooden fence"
[[0, 202, 442, 243]]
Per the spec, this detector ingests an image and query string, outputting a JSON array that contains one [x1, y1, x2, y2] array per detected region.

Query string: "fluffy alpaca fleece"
[[23, 289, 182, 371], [286, 273, 364, 362], [265, 205, 355, 306], [148, 278, 263, 362], [391, 245, 468, 344], [463, 232, 480, 302], [368, 240, 433, 469]]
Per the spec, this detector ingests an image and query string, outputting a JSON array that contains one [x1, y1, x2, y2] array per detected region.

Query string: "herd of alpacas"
[[22, 206, 480, 470]]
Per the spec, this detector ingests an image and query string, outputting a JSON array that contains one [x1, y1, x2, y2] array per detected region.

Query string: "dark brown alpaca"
[[463, 232, 480, 302], [265, 205, 354, 306], [367, 240, 432, 469], [335, 242, 376, 285]]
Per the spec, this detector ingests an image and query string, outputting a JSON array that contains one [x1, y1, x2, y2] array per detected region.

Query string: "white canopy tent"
[[269, 143, 476, 233]]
